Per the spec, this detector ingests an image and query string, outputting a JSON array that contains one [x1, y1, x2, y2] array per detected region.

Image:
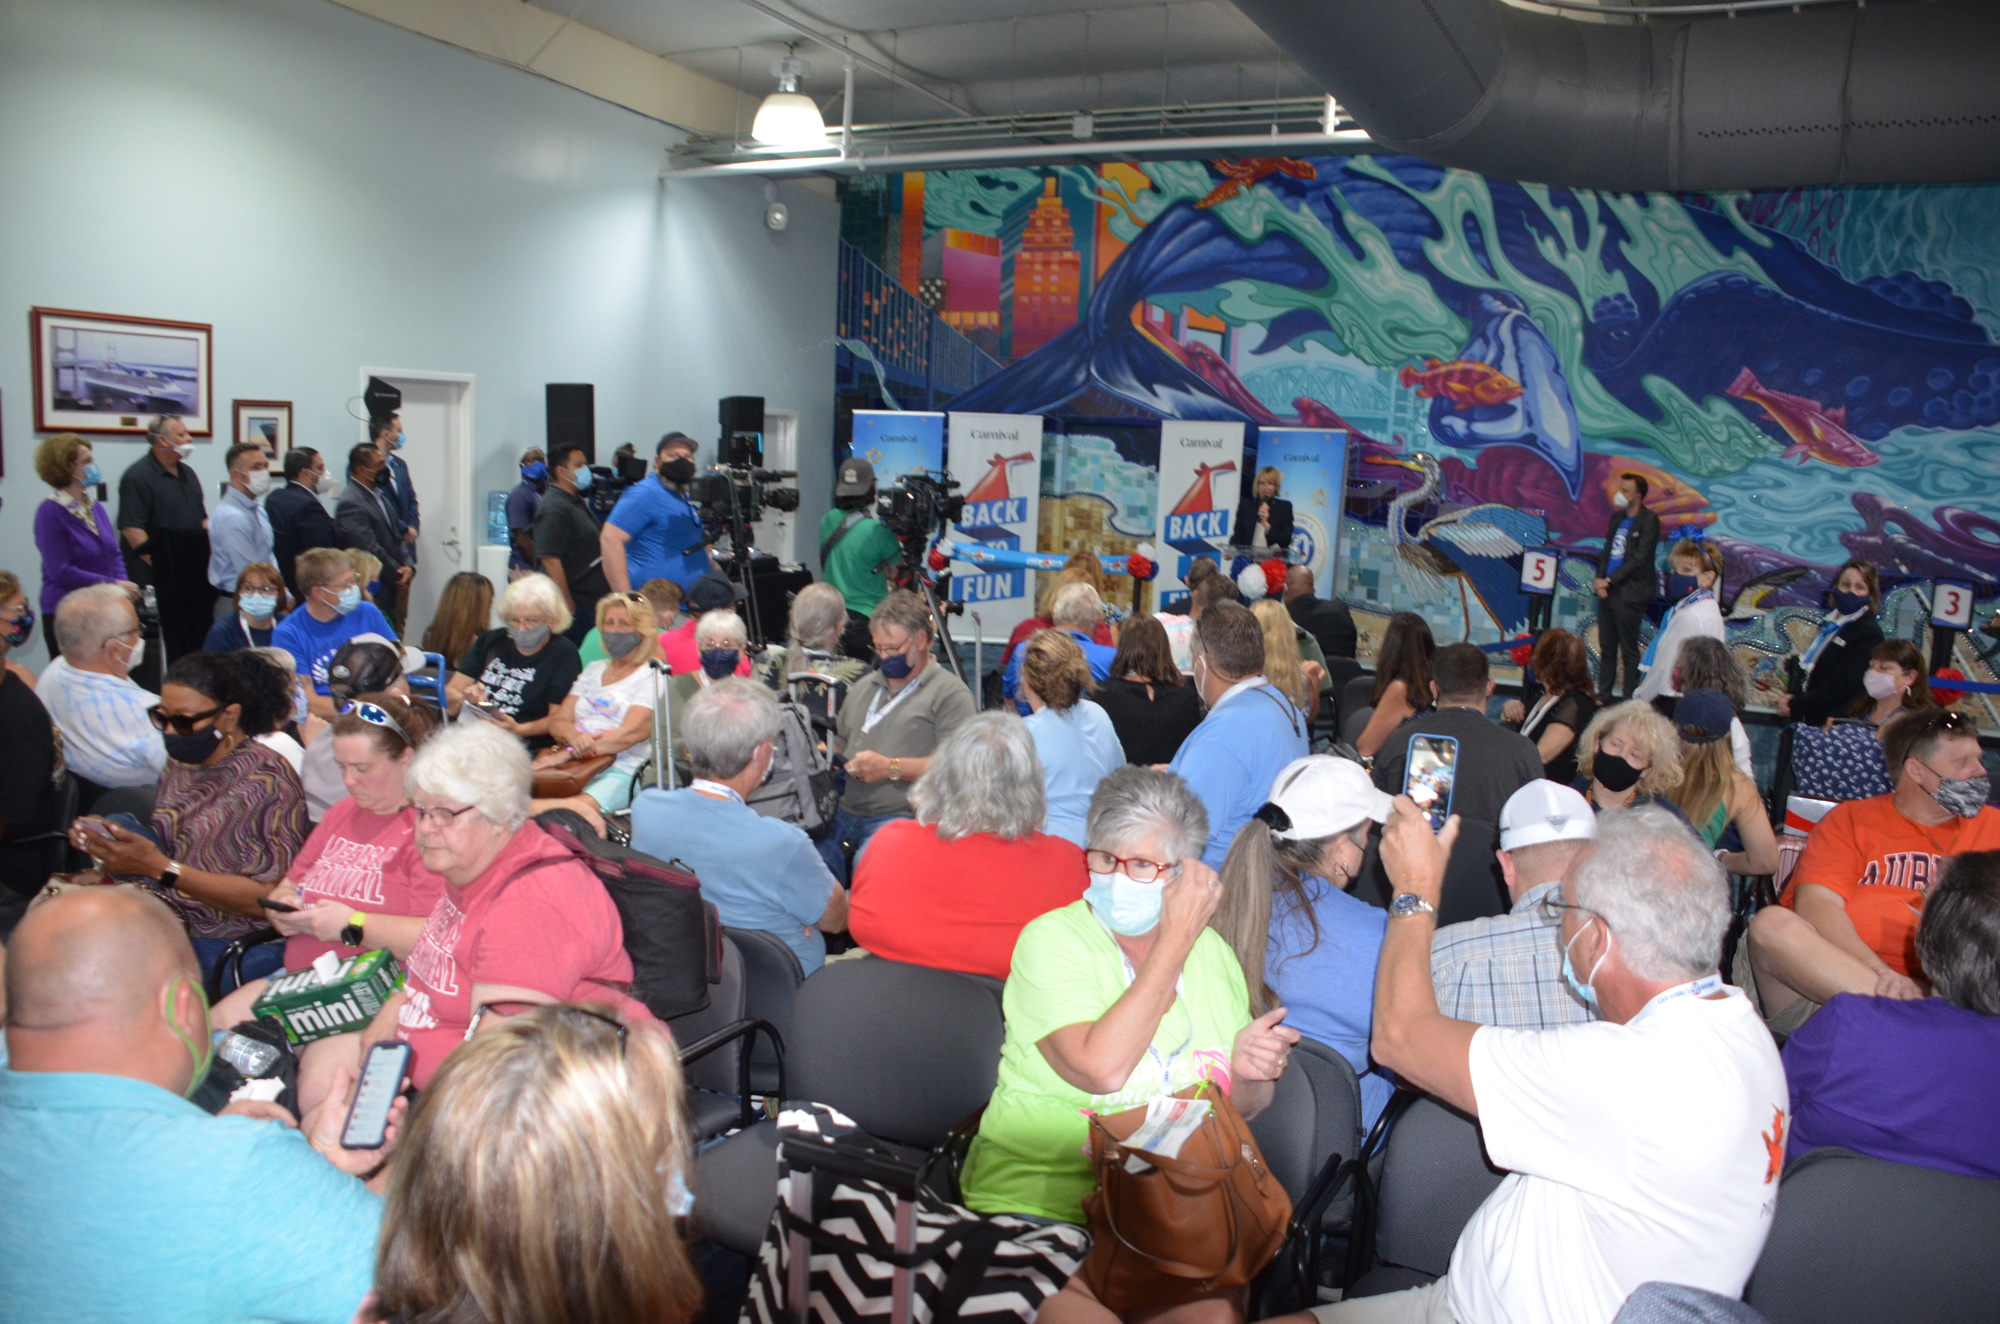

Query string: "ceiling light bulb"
[[754, 52, 825, 146]]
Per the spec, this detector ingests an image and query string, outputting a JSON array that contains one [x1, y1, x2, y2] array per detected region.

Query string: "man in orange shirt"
[[1744, 707, 2000, 1034]]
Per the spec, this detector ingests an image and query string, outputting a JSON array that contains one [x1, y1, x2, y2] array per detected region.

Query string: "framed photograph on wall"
[[30, 306, 213, 435], [233, 399, 292, 456]]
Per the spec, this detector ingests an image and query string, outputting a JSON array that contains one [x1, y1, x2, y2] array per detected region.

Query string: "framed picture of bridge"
[[30, 307, 212, 436]]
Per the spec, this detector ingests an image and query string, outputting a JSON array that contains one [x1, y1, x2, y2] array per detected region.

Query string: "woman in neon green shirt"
[[960, 766, 1299, 1322]]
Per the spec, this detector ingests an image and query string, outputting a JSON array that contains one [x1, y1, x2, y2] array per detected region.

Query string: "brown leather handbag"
[[1079, 1079, 1292, 1312], [531, 752, 618, 799]]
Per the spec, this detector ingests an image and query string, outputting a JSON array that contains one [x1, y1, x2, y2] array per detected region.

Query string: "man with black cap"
[[600, 431, 711, 595], [819, 456, 901, 662]]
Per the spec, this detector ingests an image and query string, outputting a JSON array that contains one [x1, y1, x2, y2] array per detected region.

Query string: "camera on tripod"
[[876, 471, 964, 544], [690, 397, 800, 530], [581, 449, 651, 521]]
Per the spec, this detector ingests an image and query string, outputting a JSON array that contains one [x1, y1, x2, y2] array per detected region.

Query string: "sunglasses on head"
[[342, 700, 412, 747], [149, 704, 223, 735]]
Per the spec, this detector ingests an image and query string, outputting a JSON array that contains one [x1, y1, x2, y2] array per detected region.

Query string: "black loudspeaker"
[[364, 376, 401, 421], [546, 383, 595, 464], [718, 395, 765, 466]]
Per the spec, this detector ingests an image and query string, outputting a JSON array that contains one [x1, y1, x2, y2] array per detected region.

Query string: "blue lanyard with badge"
[[862, 673, 925, 735], [1632, 971, 1724, 1023], [1105, 918, 1195, 1097]]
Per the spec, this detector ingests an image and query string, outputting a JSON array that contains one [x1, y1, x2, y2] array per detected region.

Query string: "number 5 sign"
[[1932, 580, 1976, 631], [1519, 548, 1559, 596]]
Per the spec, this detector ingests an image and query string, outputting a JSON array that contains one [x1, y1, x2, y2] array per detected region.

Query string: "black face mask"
[[163, 727, 225, 766], [660, 457, 696, 485], [1593, 751, 1644, 794]]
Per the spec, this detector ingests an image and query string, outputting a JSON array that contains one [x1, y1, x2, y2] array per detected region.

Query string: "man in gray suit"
[[335, 443, 412, 627]]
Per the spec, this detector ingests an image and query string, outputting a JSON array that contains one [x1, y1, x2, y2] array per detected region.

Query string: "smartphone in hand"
[[255, 897, 299, 913], [1403, 734, 1459, 833], [341, 1040, 413, 1150]]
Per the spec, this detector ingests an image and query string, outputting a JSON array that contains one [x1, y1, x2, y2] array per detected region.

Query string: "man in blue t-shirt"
[[272, 546, 397, 718], [601, 432, 713, 593], [1, 887, 388, 1324], [1168, 602, 1309, 867]]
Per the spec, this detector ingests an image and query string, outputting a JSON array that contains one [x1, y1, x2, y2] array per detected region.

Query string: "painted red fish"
[[1195, 157, 1317, 208], [1398, 358, 1525, 409], [1726, 367, 1880, 468]]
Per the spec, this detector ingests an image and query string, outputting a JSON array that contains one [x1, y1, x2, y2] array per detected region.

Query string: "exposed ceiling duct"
[[1230, 0, 2000, 191]]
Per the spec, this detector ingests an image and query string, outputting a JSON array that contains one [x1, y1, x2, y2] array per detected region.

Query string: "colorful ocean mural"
[[835, 158, 2000, 716]]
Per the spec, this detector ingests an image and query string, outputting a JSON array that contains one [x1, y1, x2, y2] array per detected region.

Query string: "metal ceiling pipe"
[[660, 129, 1377, 179], [1231, 0, 2000, 190]]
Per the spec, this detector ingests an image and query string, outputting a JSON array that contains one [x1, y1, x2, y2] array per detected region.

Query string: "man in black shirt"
[[532, 442, 612, 644], [0, 629, 61, 938], [266, 447, 339, 600], [116, 414, 211, 664], [1369, 642, 1544, 924], [1284, 565, 1358, 660]]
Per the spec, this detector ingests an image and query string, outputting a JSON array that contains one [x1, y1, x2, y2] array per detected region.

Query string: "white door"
[[364, 371, 473, 650]]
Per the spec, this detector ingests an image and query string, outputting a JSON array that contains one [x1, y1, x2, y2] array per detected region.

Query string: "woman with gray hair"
[[755, 582, 868, 695], [848, 710, 1089, 979], [354, 721, 652, 1090], [961, 767, 1299, 1319], [664, 608, 753, 764]]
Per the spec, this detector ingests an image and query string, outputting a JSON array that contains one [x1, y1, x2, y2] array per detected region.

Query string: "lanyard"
[[1105, 919, 1194, 1096], [1633, 971, 1724, 1023], [862, 673, 925, 734], [689, 778, 743, 804]]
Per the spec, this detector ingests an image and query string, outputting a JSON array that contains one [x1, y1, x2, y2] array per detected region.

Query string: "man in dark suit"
[[1592, 471, 1661, 698], [1284, 564, 1358, 660], [265, 447, 339, 600], [335, 444, 412, 627], [1230, 466, 1294, 560], [369, 414, 421, 632]]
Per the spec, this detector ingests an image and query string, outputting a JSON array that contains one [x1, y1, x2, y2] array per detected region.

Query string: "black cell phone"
[[255, 897, 298, 913], [341, 1040, 413, 1150], [461, 700, 499, 723], [1404, 733, 1460, 833]]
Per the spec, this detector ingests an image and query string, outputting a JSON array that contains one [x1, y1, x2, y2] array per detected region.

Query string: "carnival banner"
[[947, 412, 1045, 636], [1251, 427, 1350, 585], [849, 410, 945, 485], [1156, 419, 1246, 607]]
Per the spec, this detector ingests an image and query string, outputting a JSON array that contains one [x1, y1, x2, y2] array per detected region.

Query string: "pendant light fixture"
[[752, 46, 826, 146]]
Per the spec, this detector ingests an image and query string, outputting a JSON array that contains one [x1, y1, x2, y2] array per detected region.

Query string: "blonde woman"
[[1252, 598, 1324, 722], [536, 591, 660, 813], [1575, 698, 1684, 814], [367, 1004, 701, 1324], [1666, 688, 1779, 874], [1232, 465, 1293, 558], [1019, 630, 1126, 846], [345, 549, 383, 604]]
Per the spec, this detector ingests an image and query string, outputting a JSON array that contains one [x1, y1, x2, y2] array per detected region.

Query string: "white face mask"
[[1612, 491, 1630, 510], [116, 635, 145, 671], [170, 442, 194, 460], [245, 470, 272, 497], [1863, 670, 1903, 701]]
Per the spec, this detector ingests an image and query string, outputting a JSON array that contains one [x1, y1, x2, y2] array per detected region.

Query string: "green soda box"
[[251, 949, 405, 1045]]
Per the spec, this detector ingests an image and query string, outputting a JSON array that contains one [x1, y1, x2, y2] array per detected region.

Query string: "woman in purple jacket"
[[33, 433, 135, 656]]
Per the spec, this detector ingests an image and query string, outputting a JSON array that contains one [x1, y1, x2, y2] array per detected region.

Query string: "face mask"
[[1863, 670, 1903, 701], [1612, 491, 1630, 510], [1924, 765, 1991, 819], [164, 726, 224, 765], [1560, 923, 1606, 1010], [4, 609, 34, 649], [244, 470, 272, 497], [366, 580, 382, 599], [307, 471, 325, 494], [699, 647, 740, 680], [238, 592, 277, 621], [166, 977, 215, 1099], [82, 462, 104, 486], [331, 585, 362, 616], [117, 635, 146, 671], [521, 461, 548, 482], [660, 456, 697, 485], [1593, 750, 1644, 794], [602, 630, 641, 659], [570, 464, 593, 491], [1832, 589, 1871, 616], [878, 651, 913, 680], [393, 431, 406, 450], [1665, 572, 1698, 601], [1085, 870, 1165, 937], [172, 442, 195, 460], [509, 623, 551, 652]]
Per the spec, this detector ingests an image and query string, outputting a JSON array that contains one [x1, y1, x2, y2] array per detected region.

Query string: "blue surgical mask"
[[82, 462, 104, 486], [571, 464, 593, 491], [700, 647, 740, 679], [333, 585, 362, 616], [1085, 870, 1164, 937], [238, 592, 277, 621], [366, 580, 382, 599], [1665, 572, 1698, 601], [393, 431, 406, 450], [1561, 922, 1606, 1009], [521, 461, 548, 482], [878, 651, 913, 680]]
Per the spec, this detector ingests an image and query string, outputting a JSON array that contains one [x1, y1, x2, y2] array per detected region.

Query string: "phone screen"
[[462, 701, 498, 723], [1404, 734, 1459, 833], [341, 1040, 413, 1150]]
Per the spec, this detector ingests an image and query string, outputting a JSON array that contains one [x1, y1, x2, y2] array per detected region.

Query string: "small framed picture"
[[1519, 547, 1560, 596], [30, 307, 213, 435], [233, 400, 292, 457], [1931, 580, 1976, 631]]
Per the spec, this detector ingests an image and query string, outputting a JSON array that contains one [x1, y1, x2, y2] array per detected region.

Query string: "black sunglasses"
[[464, 1001, 630, 1052], [149, 704, 223, 735]]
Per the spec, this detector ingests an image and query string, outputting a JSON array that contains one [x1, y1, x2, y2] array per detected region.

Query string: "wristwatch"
[[888, 758, 902, 782], [340, 911, 367, 947], [1388, 893, 1438, 920], [159, 860, 183, 890]]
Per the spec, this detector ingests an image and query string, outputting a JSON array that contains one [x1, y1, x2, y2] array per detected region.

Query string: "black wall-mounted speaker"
[[545, 383, 595, 464]]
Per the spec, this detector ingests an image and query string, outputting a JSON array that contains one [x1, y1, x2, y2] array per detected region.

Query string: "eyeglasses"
[[150, 704, 223, 735], [1084, 850, 1183, 884], [413, 802, 480, 828], [342, 700, 411, 747], [1539, 895, 1607, 925]]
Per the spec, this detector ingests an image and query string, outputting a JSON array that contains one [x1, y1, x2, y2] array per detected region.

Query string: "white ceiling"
[[524, 0, 1321, 126]]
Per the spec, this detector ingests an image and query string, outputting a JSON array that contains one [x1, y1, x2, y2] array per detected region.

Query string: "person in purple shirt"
[[31, 434, 134, 657], [1783, 848, 2000, 1179]]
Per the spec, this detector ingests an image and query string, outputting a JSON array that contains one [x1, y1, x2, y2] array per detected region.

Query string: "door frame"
[[356, 366, 476, 641]]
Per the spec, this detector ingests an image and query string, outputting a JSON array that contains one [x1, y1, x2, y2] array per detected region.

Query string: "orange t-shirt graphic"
[[1783, 794, 2000, 976]]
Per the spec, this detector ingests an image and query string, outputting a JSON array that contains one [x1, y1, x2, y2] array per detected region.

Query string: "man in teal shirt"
[[1, 887, 387, 1324], [819, 458, 902, 656]]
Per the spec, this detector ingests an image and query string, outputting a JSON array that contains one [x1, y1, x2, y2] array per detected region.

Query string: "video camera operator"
[[599, 432, 712, 596], [819, 457, 902, 663]]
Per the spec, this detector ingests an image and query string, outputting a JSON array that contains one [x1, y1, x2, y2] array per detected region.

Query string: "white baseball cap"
[[1498, 780, 1598, 852], [1254, 755, 1392, 841]]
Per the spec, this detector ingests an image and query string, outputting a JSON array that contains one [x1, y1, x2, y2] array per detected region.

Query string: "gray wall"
[[0, 0, 835, 662]]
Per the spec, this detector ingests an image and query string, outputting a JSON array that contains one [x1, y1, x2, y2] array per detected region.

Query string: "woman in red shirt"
[[850, 710, 1088, 979]]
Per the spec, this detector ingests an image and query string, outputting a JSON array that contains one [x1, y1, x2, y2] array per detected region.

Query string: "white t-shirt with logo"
[[1448, 985, 1789, 1324]]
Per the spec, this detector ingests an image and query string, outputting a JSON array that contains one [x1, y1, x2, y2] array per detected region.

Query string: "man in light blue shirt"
[[1168, 601, 1308, 867], [631, 678, 847, 973], [601, 433, 713, 593], [206, 442, 275, 596], [1, 886, 387, 1324], [37, 584, 165, 788]]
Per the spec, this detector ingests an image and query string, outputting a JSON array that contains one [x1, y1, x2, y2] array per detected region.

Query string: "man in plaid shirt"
[[1430, 780, 1600, 1028]]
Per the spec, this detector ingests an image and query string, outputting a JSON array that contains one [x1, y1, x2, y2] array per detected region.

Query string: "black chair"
[[86, 783, 157, 821], [954, 969, 1006, 1014], [1324, 657, 1367, 733], [668, 934, 770, 1140], [726, 925, 806, 1096], [1744, 1147, 2000, 1324], [1346, 1093, 1506, 1298], [1248, 1038, 1367, 1314], [1340, 675, 1378, 732], [693, 956, 1008, 1257]]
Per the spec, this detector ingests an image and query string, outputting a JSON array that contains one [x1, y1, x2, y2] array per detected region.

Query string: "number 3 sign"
[[1520, 548, 1559, 596], [1932, 580, 1976, 631]]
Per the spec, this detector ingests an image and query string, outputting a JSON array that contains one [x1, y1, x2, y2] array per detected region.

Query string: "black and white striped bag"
[[740, 1104, 1089, 1324]]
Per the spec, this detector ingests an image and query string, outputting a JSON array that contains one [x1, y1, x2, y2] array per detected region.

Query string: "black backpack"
[[532, 809, 723, 1018], [744, 691, 841, 840]]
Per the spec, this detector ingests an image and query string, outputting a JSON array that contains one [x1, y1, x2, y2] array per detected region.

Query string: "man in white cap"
[[1430, 780, 1600, 1029]]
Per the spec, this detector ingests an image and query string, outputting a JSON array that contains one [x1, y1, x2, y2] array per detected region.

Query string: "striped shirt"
[[1429, 879, 1596, 1029], [36, 658, 166, 789]]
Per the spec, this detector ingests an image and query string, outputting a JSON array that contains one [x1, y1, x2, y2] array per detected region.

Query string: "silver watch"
[[1388, 893, 1437, 919]]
